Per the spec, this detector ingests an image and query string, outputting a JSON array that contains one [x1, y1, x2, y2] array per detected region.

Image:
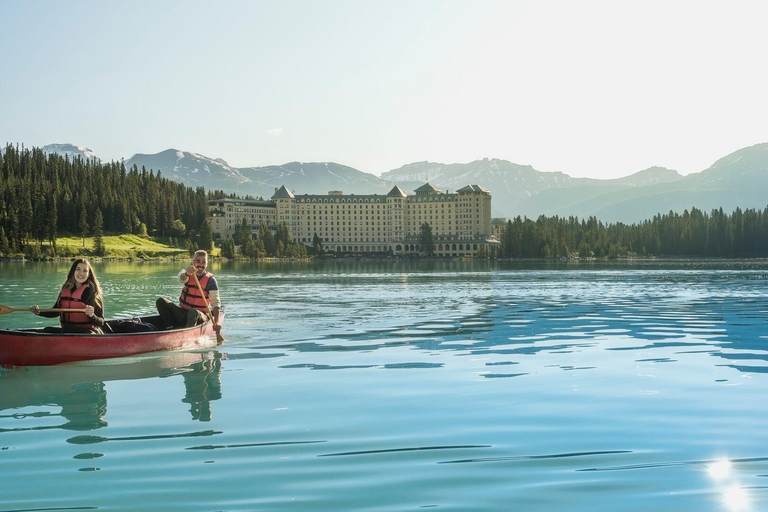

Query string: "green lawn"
[[53, 234, 192, 259]]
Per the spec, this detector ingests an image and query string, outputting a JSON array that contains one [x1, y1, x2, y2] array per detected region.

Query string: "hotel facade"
[[209, 183, 498, 256]]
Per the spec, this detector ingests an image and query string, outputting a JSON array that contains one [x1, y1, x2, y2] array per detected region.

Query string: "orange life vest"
[[59, 284, 91, 326], [179, 272, 213, 313]]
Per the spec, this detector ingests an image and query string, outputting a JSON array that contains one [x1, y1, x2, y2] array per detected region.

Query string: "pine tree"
[[258, 223, 275, 256], [221, 239, 236, 259], [8, 208, 20, 254], [274, 222, 291, 249], [199, 220, 214, 252], [235, 217, 250, 246], [0, 226, 9, 256], [32, 181, 48, 246], [47, 194, 57, 252], [579, 240, 592, 259], [93, 208, 105, 256], [242, 236, 257, 258], [255, 236, 266, 258], [79, 199, 89, 247], [18, 181, 33, 249], [420, 222, 434, 256]]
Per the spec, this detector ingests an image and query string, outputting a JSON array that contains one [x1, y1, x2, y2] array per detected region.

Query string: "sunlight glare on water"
[[1, 259, 768, 511]]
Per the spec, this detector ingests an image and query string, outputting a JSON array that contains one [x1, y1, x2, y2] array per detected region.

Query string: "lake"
[[1, 259, 768, 511]]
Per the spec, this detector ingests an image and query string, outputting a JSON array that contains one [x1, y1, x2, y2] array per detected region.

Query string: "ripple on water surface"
[[2, 261, 768, 510]]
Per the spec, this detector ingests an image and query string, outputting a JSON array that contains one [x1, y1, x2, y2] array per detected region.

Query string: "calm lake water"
[[2, 259, 768, 511]]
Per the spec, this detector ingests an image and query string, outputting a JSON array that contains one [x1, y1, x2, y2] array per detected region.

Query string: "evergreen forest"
[[0, 144, 218, 258], [495, 208, 768, 259], [3, 143, 768, 260]]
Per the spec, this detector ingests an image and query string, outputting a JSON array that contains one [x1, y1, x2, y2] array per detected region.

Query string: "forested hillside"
[[4, 144, 768, 260], [0, 144, 220, 258], [497, 207, 768, 259]]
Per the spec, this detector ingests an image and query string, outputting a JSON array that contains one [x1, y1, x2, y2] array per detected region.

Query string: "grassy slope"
[[54, 234, 192, 258]]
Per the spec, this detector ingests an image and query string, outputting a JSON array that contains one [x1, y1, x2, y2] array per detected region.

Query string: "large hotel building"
[[209, 183, 499, 256]]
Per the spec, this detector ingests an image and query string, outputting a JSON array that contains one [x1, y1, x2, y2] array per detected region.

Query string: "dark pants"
[[43, 325, 103, 334], [156, 298, 208, 329]]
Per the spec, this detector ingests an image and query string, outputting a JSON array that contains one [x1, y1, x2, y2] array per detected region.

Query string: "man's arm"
[[207, 289, 221, 309], [206, 277, 221, 333]]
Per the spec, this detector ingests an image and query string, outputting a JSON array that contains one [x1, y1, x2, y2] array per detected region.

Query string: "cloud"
[[267, 128, 283, 136]]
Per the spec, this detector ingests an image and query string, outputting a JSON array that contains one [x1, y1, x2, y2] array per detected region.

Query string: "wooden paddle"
[[0, 304, 84, 316], [191, 273, 224, 344]]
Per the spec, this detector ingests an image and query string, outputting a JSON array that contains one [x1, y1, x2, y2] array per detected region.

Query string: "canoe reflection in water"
[[0, 350, 223, 431], [180, 354, 222, 422]]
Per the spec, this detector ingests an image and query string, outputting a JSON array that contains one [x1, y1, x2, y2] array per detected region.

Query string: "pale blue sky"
[[2, 0, 767, 178]]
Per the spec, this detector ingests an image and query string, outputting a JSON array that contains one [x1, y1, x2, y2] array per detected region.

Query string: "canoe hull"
[[0, 315, 222, 367]]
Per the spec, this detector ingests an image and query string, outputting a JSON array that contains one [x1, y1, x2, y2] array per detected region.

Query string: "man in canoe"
[[156, 250, 222, 335], [30, 258, 106, 334]]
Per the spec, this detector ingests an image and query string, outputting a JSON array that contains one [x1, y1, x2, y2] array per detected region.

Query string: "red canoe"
[[0, 314, 223, 367]]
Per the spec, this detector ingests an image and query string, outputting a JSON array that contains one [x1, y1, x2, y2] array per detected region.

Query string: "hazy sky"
[[2, 0, 767, 179]]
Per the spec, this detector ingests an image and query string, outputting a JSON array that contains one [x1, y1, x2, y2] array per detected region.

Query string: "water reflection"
[[709, 459, 733, 480], [247, 268, 768, 381], [3, 261, 768, 510], [0, 351, 223, 432], [706, 459, 751, 511], [181, 355, 223, 422], [723, 486, 748, 511]]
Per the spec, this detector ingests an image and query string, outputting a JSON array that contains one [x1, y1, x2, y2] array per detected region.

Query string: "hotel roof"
[[414, 182, 442, 194], [271, 185, 295, 199], [457, 184, 491, 195], [387, 185, 407, 197]]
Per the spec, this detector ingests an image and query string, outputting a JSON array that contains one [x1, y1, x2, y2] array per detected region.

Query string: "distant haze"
[[42, 140, 761, 224], [2, 1, 768, 179]]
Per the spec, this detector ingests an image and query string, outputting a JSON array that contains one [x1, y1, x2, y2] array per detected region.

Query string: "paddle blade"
[[0, 304, 26, 316], [0, 305, 87, 316]]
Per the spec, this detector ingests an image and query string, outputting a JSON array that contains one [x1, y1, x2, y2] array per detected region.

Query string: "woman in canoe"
[[30, 258, 106, 334]]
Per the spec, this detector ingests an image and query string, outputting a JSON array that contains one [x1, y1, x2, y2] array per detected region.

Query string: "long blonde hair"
[[63, 258, 104, 309]]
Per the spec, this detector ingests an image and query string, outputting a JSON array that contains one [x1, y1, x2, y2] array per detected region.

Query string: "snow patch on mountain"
[[42, 143, 101, 162]]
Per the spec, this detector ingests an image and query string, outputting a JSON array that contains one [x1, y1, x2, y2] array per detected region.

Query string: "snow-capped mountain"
[[125, 149, 250, 190], [124, 150, 390, 197], [380, 159, 687, 220], [42, 143, 101, 163], [32, 141, 768, 223], [611, 166, 684, 187], [519, 143, 768, 222], [381, 158, 579, 205], [236, 162, 389, 197]]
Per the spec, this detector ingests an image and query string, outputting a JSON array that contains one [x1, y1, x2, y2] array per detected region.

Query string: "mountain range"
[[38, 142, 768, 224]]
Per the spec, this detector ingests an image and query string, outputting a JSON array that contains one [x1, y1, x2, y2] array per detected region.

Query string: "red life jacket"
[[59, 284, 91, 326], [179, 272, 213, 312]]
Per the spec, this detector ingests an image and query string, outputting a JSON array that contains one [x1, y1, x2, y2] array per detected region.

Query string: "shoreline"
[[4, 255, 768, 264]]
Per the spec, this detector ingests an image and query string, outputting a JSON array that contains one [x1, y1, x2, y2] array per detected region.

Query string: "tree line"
[[0, 144, 220, 258], [218, 218, 308, 259], [4, 143, 768, 260], [495, 207, 768, 258]]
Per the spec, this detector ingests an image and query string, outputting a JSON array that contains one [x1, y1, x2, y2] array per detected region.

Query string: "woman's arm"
[[82, 288, 105, 327], [36, 295, 63, 318]]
